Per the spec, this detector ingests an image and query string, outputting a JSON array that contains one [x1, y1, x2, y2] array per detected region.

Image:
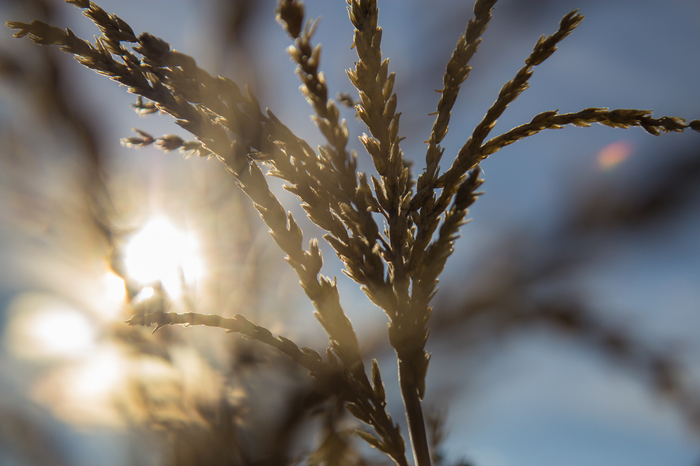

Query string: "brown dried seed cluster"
[[415, 0, 498, 208]]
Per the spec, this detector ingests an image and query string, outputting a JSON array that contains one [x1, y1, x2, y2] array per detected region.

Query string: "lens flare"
[[3, 293, 96, 360], [597, 140, 633, 171], [123, 216, 204, 298]]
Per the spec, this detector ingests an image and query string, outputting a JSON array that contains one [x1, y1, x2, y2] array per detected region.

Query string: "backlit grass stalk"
[[8, 1, 700, 465]]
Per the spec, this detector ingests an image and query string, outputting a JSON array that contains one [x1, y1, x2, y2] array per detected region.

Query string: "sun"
[[123, 216, 204, 298]]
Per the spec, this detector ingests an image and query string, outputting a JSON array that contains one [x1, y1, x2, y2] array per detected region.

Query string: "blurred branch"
[[429, 143, 700, 432]]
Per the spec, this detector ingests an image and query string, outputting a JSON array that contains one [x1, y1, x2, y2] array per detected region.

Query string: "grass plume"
[[7, 1, 700, 464]]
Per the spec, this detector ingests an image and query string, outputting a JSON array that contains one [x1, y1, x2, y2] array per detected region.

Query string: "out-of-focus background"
[[1, 0, 699, 465]]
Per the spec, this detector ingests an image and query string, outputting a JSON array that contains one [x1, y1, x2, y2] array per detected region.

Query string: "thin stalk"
[[399, 358, 431, 466]]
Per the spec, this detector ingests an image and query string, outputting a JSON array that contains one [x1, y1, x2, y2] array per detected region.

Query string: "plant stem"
[[399, 358, 431, 466]]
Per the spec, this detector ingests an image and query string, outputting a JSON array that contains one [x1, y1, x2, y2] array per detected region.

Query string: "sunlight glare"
[[4, 293, 96, 360], [32, 343, 129, 427], [72, 345, 125, 399], [134, 286, 155, 302], [123, 216, 204, 298], [97, 270, 127, 320]]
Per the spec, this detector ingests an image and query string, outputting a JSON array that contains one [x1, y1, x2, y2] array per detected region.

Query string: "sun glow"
[[31, 343, 129, 427], [123, 216, 204, 298], [4, 293, 96, 360]]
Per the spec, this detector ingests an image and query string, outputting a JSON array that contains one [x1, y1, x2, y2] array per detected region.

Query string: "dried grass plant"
[[6, 1, 700, 465]]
